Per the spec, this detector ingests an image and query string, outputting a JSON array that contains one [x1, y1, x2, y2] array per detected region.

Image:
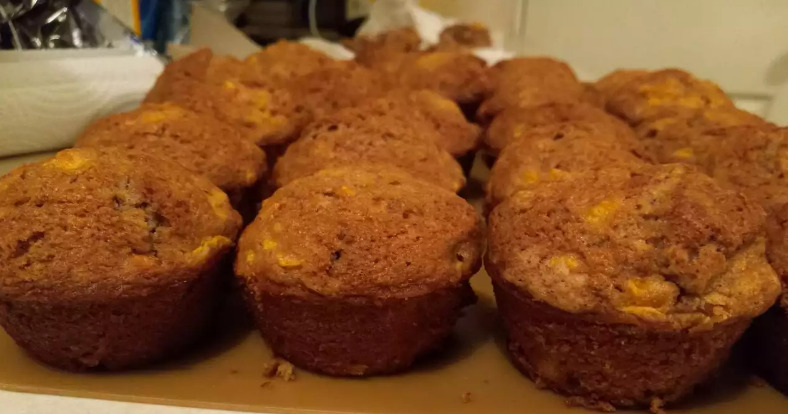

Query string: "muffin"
[[635, 107, 767, 164], [273, 118, 466, 192], [344, 27, 422, 67], [75, 103, 267, 209], [309, 90, 481, 160], [593, 69, 648, 100], [144, 48, 306, 147], [485, 102, 634, 155], [753, 203, 788, 395], [375, 51, 490, 106], [437, 23, 493, 49], [477, 57, 585, 123], [699, 126, 788, 210], [486, 164, 780, 409], [580, 82, 607, 108], [486, 134, 649, 210], [287, 60, 388, 120], [0, 148, 242, 371], [244, 40, 335, 83], [235, 166, 484, 376], [605, 68, 734, 126]]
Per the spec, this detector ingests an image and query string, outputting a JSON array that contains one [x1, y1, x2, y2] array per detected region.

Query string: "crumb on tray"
[[263, 358, 297, 381], [461, 392, 472, 403], [565, 396, 615, 412]]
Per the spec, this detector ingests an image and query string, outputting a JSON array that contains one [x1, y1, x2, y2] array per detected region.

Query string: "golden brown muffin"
[[75, 103, 266, 201], [477, 57, 585, 123], [310, 89, 481, 159], [273, 117, 466, 192], [344, 27, 422, 67], [605, 68, 734, 126], [287, 60, 388, 120], [593, 69, 648, 100], [144, 48, 307, 147], [486, 164, 780, 409], [0, 148, 242, 371], [699, 126, 788, 210], [486, 134, 649, 210], [235, 166, 483, 376], [753, 203, 788, 395], [244, 40, 335, 83], [485, 102, 634, 154], [374, 51, 490, 105], [437, 23, 493, 49], [635, 107, 767, 164], [580, 82, 607, 108]]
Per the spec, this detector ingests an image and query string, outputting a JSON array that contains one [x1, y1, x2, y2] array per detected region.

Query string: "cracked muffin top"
[[699, 125, 788, 211], [76, 103, 266, 194], [635, 108, 769, 165], [244, 40, 334, 83], [0, 148, 242, 301], [486, 134, 649, 209], [236, 166, 484, 299], [605, 69, 734, 125], [485, 102, 634, 153], [487, 164, 780, 330], [306, 89, 481, 157], [144, 48, 306, 147], [287, 60, 389, 120], [273, 117, 465, 192]]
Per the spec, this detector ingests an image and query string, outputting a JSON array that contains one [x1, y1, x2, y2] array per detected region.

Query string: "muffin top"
[[144, 48, 306, 147], [313, 90, 480, 157], [593, 69, 649, 99], [486, 135, 649, 209], [487, 164, 779, 330], [0, 148, 242, 302], [437, 23, 492, 49], [488, 57, 581, 92], [236, 166, 484, 299], [700, 125, 788, 210], [287, 61, 388, 120], [378, 51, 490, 104], [76, 103, 266, 193], [273, 118, 466, 192], [244, 40, 335, 83], [344, 27, 422, 67], [635, 107, 767, 164], [485, 102, 634, 152], [605, 69, 733, 125]]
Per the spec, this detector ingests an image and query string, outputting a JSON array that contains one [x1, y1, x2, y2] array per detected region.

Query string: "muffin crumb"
[[263, 358, 296, 381], [565, 396, 615, 412], [461, 392, 473, 403]]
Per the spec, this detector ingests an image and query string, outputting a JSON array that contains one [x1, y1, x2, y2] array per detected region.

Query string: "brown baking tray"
[[0, 270, 786, 414]]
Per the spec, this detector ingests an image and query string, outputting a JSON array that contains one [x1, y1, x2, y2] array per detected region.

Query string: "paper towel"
[[0, 52, 162, 158]]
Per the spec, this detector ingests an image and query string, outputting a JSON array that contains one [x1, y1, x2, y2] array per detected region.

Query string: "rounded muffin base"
[[0, 267, 223, 371], [244, 281, 476, 376], [749, 302, 788, 395], [491, 276, 750, 409]]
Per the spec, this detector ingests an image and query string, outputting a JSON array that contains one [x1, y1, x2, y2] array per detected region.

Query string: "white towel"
[[0, 51, 163, 158]]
